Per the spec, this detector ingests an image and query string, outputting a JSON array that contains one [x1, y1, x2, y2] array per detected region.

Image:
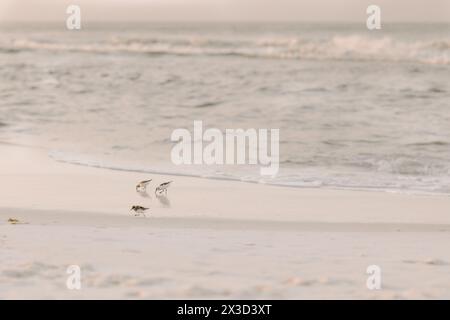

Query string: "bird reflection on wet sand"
[[156, 193, 171, 208], [137, 190, 151, 199]]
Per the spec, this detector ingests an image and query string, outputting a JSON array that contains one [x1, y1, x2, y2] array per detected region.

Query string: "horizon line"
[[1, 20, 449, 24]]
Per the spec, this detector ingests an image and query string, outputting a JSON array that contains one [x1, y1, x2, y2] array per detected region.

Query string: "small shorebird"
[[130, 205, 149, 217], [136, 179, 152, 192], [155, 181, 172, 195]]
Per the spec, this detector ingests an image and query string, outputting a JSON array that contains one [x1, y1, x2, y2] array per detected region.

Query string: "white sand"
[[0, 143, 449, 299]]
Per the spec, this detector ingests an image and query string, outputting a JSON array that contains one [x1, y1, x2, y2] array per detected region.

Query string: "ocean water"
[[0, 22, 449, 194]]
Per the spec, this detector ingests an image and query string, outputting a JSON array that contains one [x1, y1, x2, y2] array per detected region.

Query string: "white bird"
[[155, 181, 172, 195], [136, 179, 152, 192], [130, 205, 149, 217]]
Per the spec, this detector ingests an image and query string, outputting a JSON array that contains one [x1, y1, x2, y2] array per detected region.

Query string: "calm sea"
[[1, 22, 449, 194]]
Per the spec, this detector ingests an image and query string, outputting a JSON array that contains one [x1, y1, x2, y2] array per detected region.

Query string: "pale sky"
[[0, 0, 449, 22]]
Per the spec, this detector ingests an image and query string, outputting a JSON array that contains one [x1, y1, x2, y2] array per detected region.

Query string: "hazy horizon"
[[1, 0, 449, 23]]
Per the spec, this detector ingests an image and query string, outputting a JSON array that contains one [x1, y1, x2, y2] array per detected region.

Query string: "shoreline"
[[2, 142, 450, 224], [3, 139, 449, 198], [0, 141, 450, 223], [1, 142, 449, 299], [50, 155, 450, 198], [49, 144, 450, 198]]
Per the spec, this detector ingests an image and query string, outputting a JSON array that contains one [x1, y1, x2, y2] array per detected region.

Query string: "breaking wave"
[[2, 35, 449, 65]]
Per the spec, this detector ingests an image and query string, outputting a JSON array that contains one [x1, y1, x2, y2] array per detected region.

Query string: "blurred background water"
[[0, 22, 449, 194]]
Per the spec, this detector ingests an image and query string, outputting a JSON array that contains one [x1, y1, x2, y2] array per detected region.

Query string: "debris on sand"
[[7, 218, 27, 225]]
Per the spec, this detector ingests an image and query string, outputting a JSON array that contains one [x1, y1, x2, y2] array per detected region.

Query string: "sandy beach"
[[0, 0, 449, 304], [0, 142, 449, 299]]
